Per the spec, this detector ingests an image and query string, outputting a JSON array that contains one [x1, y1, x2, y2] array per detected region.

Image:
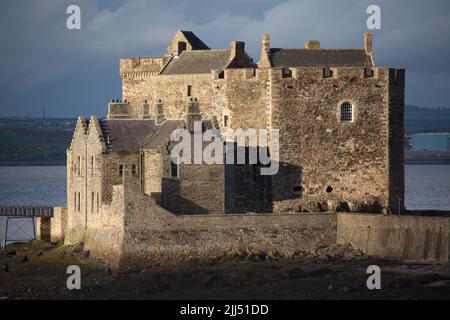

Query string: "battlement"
[[208, 67, 406, 84], [120, 56, 171, 77], [107, 100, 131, 119], [269, 67, 405, 83], [212, 67, 266, 81]]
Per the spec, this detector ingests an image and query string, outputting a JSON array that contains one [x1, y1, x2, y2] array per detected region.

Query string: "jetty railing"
[[0, 205, 54, 251]]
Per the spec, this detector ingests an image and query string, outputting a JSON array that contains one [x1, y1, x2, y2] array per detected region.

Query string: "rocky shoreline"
[[1, 241, 450, 300]]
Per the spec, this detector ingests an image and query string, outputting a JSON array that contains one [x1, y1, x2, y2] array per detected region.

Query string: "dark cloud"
[[0, 0, 449, 117]]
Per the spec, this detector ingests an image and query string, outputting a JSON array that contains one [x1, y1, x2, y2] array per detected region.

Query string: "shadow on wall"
[[225, 160, 303, 213], [157, 162, 303, 215], [155, 143, 306, 215], [159, 178, 211, 215]]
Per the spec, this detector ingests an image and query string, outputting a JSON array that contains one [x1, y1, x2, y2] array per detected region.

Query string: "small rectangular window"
[[91, 192, 94, 213], [187, 85, 192, 97], [77, 192, 81, 212], [78, 156, 82, 175], [119, 164, 124, 176], [224, 115, 229, 127], [97, 192, 100, 213], [91, 156, 94, 176], [323, 68, 333, 78], [364, 68, 374, 78], [74, 192, 77, 210], [282, 68, 292, 78], [171, 157, 179, 178], [131, 164, 137, 175]]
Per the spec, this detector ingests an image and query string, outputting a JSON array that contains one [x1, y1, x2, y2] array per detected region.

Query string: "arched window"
[[340, 102, 353, 123]]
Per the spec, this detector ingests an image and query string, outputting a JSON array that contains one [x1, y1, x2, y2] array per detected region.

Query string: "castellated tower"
[[67, 29, 404, 227], [59, 29, 406, 268]]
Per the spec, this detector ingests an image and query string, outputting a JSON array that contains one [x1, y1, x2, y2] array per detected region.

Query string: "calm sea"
[[0, 165, 449, 242]]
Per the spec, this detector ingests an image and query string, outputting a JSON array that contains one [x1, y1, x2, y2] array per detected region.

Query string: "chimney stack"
[[186, 98, 201, 133], [364, 32, 373, 54], [155, 99, 165, 125], [304, 40, 320, 49], [230, 41, 245, 59], [140, 101, 150, 119]]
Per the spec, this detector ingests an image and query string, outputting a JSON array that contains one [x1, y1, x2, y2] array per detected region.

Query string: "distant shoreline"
[[0, 161, 66, 167]]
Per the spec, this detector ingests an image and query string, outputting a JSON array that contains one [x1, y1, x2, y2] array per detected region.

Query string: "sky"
[[0, 0, 449, 118]]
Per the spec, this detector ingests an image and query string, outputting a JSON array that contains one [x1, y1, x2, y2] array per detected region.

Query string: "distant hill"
[[0, 117, 75, 166], [0, 106, 449, 165], [405, 105, 450, 135]]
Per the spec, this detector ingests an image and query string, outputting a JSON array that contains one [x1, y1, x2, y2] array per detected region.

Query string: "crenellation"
[[107, 101, 131, 119], [119, 56, 169, 76]]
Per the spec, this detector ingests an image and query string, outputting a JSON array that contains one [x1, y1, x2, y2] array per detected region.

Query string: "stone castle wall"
[[73, 181, 337, 269], [269, 67, 404, 213], [116, 66, 404, 214], [121, 73, 214, 119], [120, 68, 271, 133], [337, 213, 449, 261], [56, 182, 449, 269]]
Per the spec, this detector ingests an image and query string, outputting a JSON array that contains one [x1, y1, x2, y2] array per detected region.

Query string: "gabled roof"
[[180, 30, 210, 50], [268, 48, 373, 68], [162, 49, 231, 75]]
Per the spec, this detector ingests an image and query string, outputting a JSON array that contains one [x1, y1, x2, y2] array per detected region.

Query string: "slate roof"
[[99, 119, 215, 151], [100, 119, 183, 151], [162, 49, 231, 75], [180, 30, 210, 50], [268, 48, 373, 68]]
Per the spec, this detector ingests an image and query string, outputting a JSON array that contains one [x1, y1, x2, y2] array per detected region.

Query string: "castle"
[[51, 30, 413, 268]]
